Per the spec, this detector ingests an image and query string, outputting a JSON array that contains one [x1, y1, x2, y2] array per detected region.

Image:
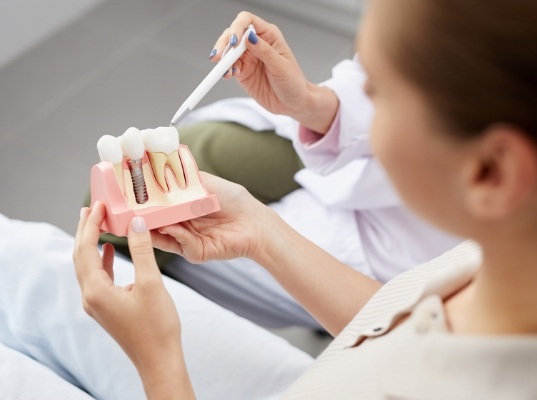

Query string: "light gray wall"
[[0, 0, 106, 68], [237, 0, 364, 37]]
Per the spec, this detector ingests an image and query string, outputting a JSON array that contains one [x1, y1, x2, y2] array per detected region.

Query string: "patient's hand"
[[151, 172, 273, 264], [73, 203, 194, 399]]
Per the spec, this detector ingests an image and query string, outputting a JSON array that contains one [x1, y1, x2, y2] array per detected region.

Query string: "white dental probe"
[[170, 24, 256, 127]]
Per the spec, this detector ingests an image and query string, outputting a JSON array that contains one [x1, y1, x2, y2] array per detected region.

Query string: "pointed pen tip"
[[170, 106, 191, 127]]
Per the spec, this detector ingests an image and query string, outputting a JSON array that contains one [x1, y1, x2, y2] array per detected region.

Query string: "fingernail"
[[232, 67, 237, 75], [91, 201, 100, 213], [80, 207, 86, 219], [132, 216, 147, 233], [248, 31, 258, 44], [230, 34, 238, 46], [209, 48, 217, 59]]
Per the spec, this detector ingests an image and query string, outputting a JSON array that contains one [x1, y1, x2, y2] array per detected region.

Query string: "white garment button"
[[412, 295, 446, 334]]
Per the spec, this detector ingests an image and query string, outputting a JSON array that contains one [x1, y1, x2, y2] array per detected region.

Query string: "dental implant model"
[[119, 127, 148, 204], [90, 125, 220, 236]]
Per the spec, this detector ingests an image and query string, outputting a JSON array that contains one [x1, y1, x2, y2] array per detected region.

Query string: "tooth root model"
[[97, 135, 125, 193], [119, 127, 148, 204], [142, 126, 186, 191]]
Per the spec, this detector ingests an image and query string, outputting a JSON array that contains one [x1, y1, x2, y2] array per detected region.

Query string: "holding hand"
[[151, 172, 272, 264], [212, 12, 339, 133], [73, 203, 194, 399]]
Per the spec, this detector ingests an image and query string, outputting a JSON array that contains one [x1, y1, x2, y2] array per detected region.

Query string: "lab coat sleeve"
[[293, 55, 403, 210], [293, 55, 374, 174]]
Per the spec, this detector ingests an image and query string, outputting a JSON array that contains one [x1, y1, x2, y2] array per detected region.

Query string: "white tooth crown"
[[119, 127, 145, 160], [142, 126, 179, 155], [97, 135, 123, 164]]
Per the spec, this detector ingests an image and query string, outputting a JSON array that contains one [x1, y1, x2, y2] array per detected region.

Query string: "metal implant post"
[[128, 159, 148, 204]]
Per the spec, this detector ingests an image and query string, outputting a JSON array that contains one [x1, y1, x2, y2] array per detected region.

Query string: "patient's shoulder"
[[336, 241, 481, 344]]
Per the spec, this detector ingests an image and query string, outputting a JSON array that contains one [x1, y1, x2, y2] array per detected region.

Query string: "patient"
[[73, 1, 537, 398]]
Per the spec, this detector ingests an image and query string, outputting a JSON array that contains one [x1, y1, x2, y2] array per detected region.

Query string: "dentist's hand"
[[212, 12, 339, 134], [73, 203, 194, 399], [151, 172, 272, 264]]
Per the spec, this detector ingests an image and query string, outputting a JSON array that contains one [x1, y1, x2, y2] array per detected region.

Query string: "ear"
[[463, 126, 537, 221]]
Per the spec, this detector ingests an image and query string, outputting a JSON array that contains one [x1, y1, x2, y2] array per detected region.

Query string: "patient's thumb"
[[127, 216, 161, 283]]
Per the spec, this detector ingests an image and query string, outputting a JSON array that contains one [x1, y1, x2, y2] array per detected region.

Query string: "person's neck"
[[445, 234, 537, 335]]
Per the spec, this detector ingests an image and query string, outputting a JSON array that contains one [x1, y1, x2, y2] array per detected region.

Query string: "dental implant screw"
[[128, 159, 148, 204]]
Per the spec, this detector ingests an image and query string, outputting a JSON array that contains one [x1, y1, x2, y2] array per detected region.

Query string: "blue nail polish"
[[248, 30, 258, 44], [232, 67, 237, 74], [209, 48, 217, 59], [230, 34, 238, 46]]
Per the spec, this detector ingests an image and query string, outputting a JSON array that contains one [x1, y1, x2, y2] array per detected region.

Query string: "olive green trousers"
[[86, 122, 304, 267]]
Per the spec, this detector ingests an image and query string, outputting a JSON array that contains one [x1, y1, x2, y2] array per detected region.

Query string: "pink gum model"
[[90, 144, 220, 236]]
